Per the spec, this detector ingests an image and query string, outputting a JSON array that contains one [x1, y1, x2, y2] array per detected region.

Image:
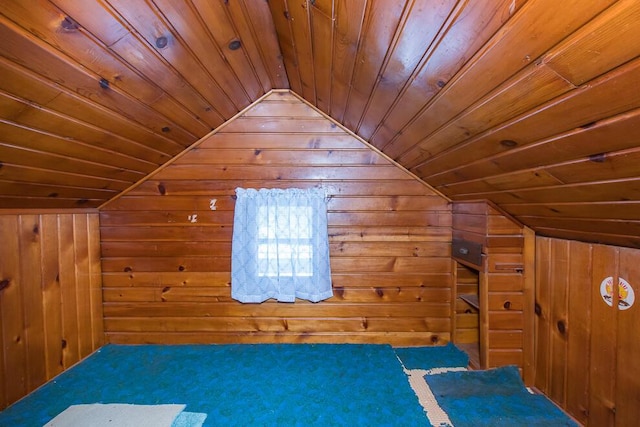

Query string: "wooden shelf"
[[459, 294, 480, 310]]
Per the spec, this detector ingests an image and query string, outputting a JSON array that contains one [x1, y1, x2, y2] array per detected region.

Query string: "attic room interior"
[[0, 0, 638, 425]]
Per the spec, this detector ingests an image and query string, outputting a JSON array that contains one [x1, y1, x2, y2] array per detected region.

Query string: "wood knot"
[[503, 301, 511, 310], [155, 36, 168, 49], [0, 279, 11, 291], [61, 17, 79, 31], [228, 39, 242, 50], [178, 265, 185, 271], [500, 139, 518, 148], [557, 320, 566, 335], [430, 335, 439, 344], [123, 266, 133, 272], [534, 302, 542, 316]]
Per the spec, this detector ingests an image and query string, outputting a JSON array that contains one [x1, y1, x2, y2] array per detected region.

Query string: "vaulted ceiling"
[[1, 0, 639, 248]]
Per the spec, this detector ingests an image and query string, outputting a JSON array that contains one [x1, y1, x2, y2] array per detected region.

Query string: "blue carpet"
[[0, 344, 429, 427], [394, 342, 469, 370], [425, 365, 579, 427]]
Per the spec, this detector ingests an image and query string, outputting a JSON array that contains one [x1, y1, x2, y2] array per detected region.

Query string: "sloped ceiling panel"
[[0, 0, 287, 208], [273, 0, 640, 248]]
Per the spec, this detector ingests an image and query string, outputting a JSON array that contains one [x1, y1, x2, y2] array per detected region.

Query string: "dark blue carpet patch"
[[425, 364, 526, 397], [426, 366, 579, 427], [0, 344, 429, 427], [394, 342, 469, 370]]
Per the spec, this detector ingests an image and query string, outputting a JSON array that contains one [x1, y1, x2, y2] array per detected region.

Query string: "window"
[[231, 188, 333, 303], [257, 205, 313, 277]]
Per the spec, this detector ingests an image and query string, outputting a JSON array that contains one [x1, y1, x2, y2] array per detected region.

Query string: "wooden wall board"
[[452, 200, 532, 382], [0, 212, 104, 410], [99, 91, 452, 346], [615, 248, 640, 426], [535, 237, 640, 426], [565, 240, 593, 425], [0, 215, 27, 405]]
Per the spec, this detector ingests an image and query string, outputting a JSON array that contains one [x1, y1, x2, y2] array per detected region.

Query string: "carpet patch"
[[0, 344, 429, 427], [425, 366, 579, 427]]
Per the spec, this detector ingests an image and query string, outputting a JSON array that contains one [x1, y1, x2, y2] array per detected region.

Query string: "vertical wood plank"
[[615, 246, 640, 426], [17, 215, 47, 392], [329, 0, 366, 122], [268, 0, 303, 95], [57, 215, 79, 369], [534, 236, 552, 391], [285, 0, 317, 103], [40, 214, 63, 381], [450, 259, 458, 342], [478, 266, 489, 369], [522, 227, 536, 386], [87, 213, 105, 349], [565, 241, 593, 424], [310, 3, 333, 112], [548, 239, 569, 405], [72, 214, 92, 359], [221, 0, 276, 92], [0, 216, 27, 404], [0, 266, 4, 408], [589, 244, 618, 427]]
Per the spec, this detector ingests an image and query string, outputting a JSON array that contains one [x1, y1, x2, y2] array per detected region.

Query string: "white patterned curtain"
[[231, 188, 333, 303]]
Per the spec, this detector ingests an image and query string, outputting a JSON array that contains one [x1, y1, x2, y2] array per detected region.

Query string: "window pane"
[[257, 243, 313, 277], [256, 204, 314, 277], [258, 206, 312, 239]]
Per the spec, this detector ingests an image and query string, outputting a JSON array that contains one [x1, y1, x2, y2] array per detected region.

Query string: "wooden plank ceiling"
[[1, 0, 639, 248]]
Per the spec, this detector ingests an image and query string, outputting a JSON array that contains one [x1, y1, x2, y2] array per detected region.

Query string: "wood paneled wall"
[[451, 201, 535, 384], [454, 263, 479, 345], [0, 211, 103, 410], [99, 90, 453, 345], [535, 236, 640, 426]]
